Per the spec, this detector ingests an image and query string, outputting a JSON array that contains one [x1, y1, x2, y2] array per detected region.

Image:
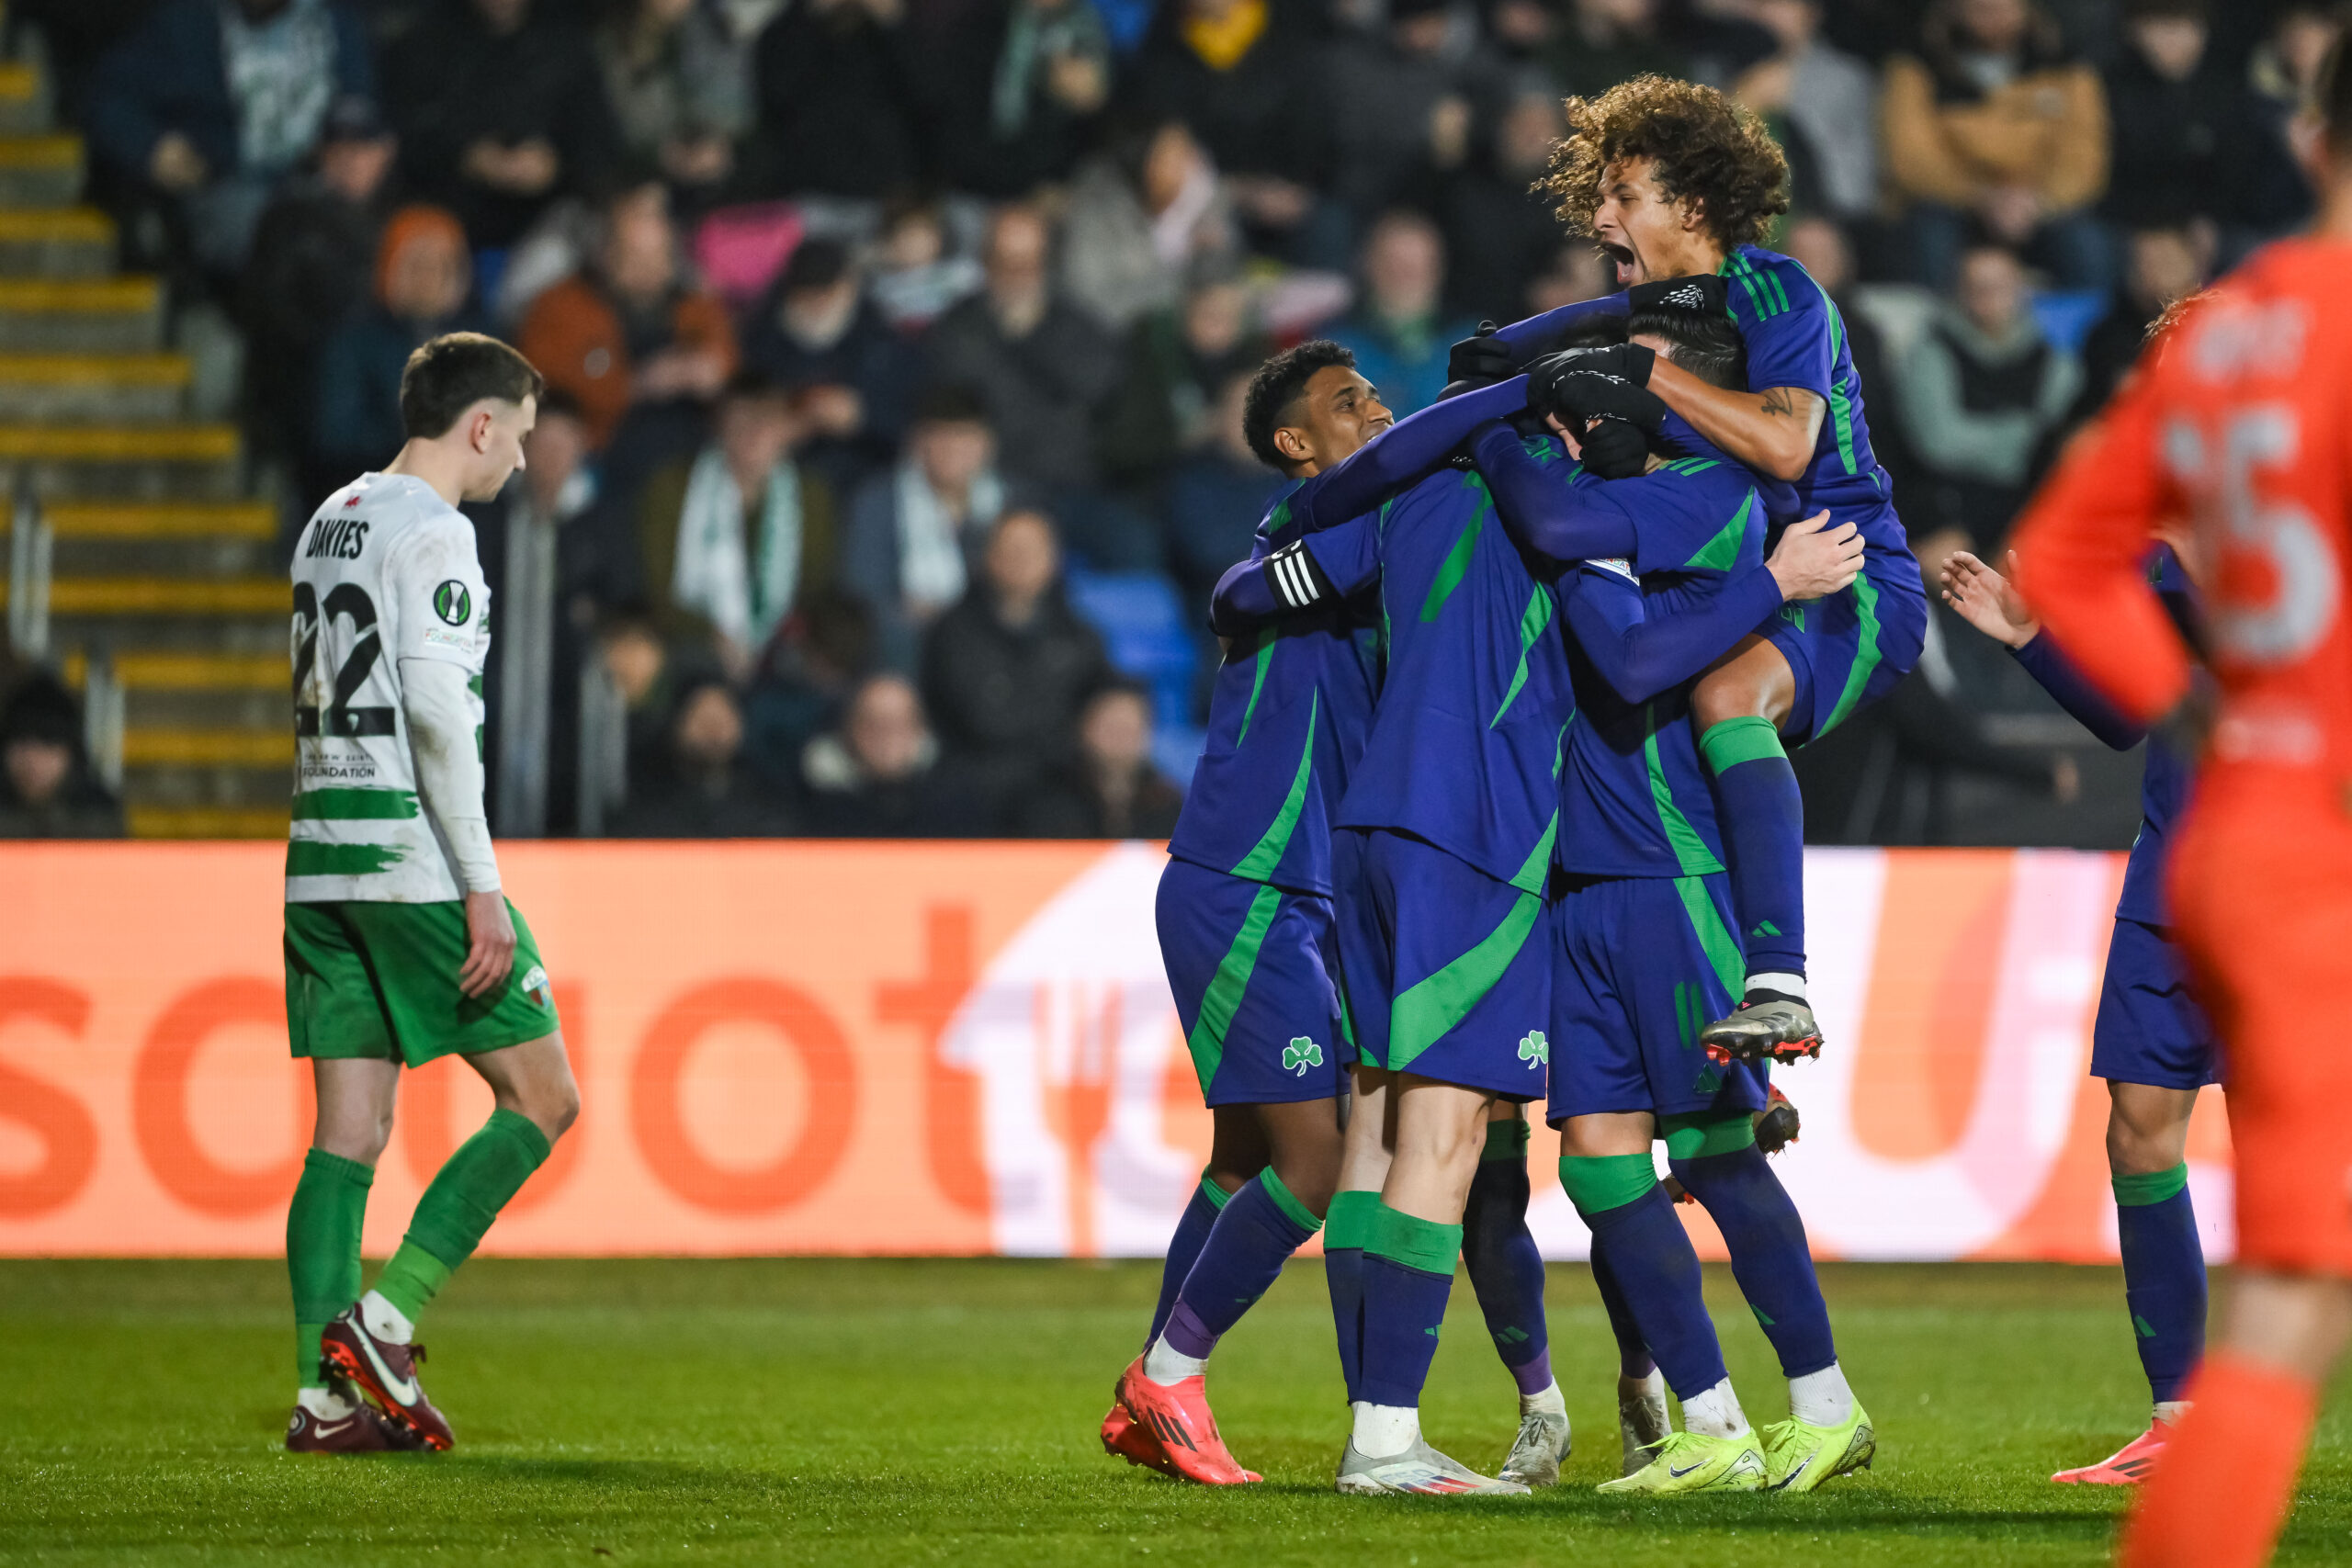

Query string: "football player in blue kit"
[[1939, 542, 2214, 1488], [1452, 74, 1930, 1067]]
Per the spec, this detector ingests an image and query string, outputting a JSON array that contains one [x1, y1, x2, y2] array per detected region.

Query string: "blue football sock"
[[1161, 1170, 1323, 1358], [1147, 1173, 1229, 1348], [2114, 1164, 2207, 1406], [1701, 716, 1807, 986], [1588, 1241, 1657, 1379], [1560, 1155, 1727, 1400], [1324, 1190, 1379, 1403], [1667, 1118, 1837, 1379], [1359, 1202, 1462, 1408], [1463, 1119, 1553, 1393]]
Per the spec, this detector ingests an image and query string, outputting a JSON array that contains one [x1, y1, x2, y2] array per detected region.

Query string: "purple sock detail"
[[1162, 1299, 1219, 1360], [1712, 748, 1807, 977], [1147, 1183, 1224, 1348], [1171, 1173, 1318, 1340], [1509, 1347, 1554, 1397]]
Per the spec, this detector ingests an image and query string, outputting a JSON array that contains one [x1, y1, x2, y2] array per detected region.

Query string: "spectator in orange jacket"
[[1881, 0, 2112, 291], [518, 181, 737, 450]]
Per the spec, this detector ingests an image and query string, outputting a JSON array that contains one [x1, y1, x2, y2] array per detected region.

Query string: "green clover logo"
[[1518, 1031, 1548, 1067], [1283, 1037, 1324, 1075]]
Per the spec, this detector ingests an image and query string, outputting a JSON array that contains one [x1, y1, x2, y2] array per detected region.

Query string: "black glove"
[[1628, 275, 1730, 320], [1446, 321, 1520, 389], [1527, 352, 1668, 432], [1577, 416, 1651, 479]]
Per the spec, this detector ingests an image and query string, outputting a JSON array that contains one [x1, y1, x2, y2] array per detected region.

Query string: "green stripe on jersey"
[[1183, 883, 1284, 1092], [1234, 637, 1276, 747], [1230, 692, 1317, 880], [1418, 472, 1490, 623], [1490, 584, 1558, 728], [1643, 703, 1723, 876], [1387, 887, 1544, 1071], [291, 787, 419, 821], [1683, 491, 1756, 574], [1672, 874, 1747, 998], [1820, 568, 1885, 737], [286, 840, 406, 877]]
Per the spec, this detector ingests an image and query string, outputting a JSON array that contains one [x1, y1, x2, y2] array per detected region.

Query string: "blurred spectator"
[[381, 0, 624, 247], [867, 198, 984, 332], [2252, 5, 2346, 114], [1728, 0, 1879, 220], [594, 0, 753, 205], [1097, 270, 1271, 493], [1441, 89, 1568, 321], [843, 384, 1011, 666], [1544, 0, 1688, 101], [751, 0, 922, 201], [595, 606, 704, 788], [741, 238, 920, 490], [1326, 209, 1477, 416], [1127, 0, 1340, 265], [742, 588, 876, 787], [1325, 0, 1495, 221], [926, 0, 1114, 198], [311, 205, 479, 491], [2098, 0, 2306, 257], [2072, 223, 2201, 422], [1781, 214, 1919, 500], [1060, 118, 1238, 334], [1013, 679, 1184, 837], [518, 182, 738, 450], [1897, 243, 2081, 550], [919, 508, 1114, 810], [1522, 240, 1613, 316], [241, 96, 401, 465], [800, 672, 981, 836], [635, 371, 839, 682], [0, 674, 124, 839], [610, 675, 799, 835], [85, 0, 376, 276], [1161, 366, 1284, 623], [927, 204, 1123, 492], [1882, 0, 2113, 291]]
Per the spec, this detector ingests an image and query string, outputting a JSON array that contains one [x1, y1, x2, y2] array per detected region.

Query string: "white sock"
[[1520, 1379, 1566, 1418], [1789, 1362, 1854, 1427], [1352, 1403, 1420, 1459], [1142, 1334, 1207, 1386], [1620, 1369, 1668, 1416], [296, 1384, 357, 1418], [2154, 1399, 2191, 1427], [1679, 1378, 1751, 1440], [359, 1289, 414, 1346], [1747, 971, 1806, 1001]]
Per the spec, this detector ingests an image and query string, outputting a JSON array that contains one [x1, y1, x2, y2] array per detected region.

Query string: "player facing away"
[[1453, 74, 1928, 1064], [1475, 301, 1874, 1495], [1113, 344, 1566, 1484], [281, 333, 578, 1453], [1939, 542, 2214, 1485], [2012, 46, 2352, 1566]]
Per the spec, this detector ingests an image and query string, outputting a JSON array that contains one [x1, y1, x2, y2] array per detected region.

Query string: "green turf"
[[5, 1258, 2352, 1565]]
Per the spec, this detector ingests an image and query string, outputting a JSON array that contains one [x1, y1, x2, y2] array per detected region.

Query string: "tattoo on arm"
[[1761, 387, 1796, 418]]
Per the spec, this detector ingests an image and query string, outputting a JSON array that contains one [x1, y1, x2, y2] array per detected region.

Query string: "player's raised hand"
[[1939, 548, 2039, 649], [1446, 321, 1518, 389], [1526, 352, 1668, 434], [458, 889, 517, 999], [1766, 511, 1862, 602], [1577, 415, 1650, 479]]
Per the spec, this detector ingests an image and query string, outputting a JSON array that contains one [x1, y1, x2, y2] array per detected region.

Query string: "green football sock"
[[288, 1147, 373, 1390], [373, 1108, 551, 1325]]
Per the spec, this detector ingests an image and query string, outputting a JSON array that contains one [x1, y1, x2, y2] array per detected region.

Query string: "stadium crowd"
[[0, 0, 2340, 839]]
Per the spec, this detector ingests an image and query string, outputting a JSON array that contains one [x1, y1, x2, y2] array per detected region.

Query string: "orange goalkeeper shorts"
[[2171, 777, 2352, 1277]]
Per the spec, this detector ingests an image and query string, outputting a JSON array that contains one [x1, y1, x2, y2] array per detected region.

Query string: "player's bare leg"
[[1690, 637, 1819, 1063]]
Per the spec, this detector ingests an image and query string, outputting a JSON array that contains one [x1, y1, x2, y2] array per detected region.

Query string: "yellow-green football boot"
[[1760, 1404, 1875, 1492], [1597, 1429, 1767, 1495]]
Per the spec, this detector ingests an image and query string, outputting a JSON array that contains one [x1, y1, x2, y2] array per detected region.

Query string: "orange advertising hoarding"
[[0, 842, 2232, 1261]]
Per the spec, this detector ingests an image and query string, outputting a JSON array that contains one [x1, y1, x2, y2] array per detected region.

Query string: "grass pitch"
[[6, 1258, 2352, 1565]]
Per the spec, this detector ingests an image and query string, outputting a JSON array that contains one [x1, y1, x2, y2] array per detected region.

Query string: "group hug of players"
[[1102, 73, 2241, 1511]]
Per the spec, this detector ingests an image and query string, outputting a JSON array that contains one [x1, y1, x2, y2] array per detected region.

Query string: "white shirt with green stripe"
[[287, 472, 492, 903]]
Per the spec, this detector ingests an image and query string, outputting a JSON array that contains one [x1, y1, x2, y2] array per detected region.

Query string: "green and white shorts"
[[285, 898, 559, 1067]]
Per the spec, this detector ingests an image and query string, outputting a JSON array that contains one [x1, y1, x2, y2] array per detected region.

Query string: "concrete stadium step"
[[45, 609, 282, 654], [0, 63, 51, 137], [129, 804, 287, 839], [0, 135, 82, 209], [4, 572, 281, 615], [0, 423, 241, 497], [0, 277, 163, 352], [65, 649, 282, 689], [18, 500, 280, 574], [121, 757, 293, 813], [123, 726, 292, 767], [0, 353, 189, 423], [0, 209, 114, 278]]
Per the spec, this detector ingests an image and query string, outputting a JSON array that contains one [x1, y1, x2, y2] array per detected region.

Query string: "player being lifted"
[[1110, 346, 1572, 1485], [1453, 75, 1928, 1066], [1939, 537, 2214, 1486], [2013, 40, 2352, 1568], [281, 333, 578, 1453]]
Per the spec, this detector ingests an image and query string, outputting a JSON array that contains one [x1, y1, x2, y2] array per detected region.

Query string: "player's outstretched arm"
[[401, 657, 512, 998], [1210, 514, 1380, 636], [1283, 377, 1534, 536], [1649, 362, 1824, 484], [1942, 548, 2145, 752], [1468, 421, 1637, 564], [1472, 295, 1631, 371]]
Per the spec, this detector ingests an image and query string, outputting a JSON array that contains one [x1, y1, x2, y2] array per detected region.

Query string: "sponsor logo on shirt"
[[433, 581, 472, 626]]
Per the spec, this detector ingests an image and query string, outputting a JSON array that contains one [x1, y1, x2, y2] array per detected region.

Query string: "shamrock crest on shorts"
[[1518, 1031, 1549, 1067], [1283, 1037, 1324, 1075]]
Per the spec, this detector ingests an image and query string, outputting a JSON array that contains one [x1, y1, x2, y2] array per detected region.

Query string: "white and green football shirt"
[[287, 472, 491, 904]]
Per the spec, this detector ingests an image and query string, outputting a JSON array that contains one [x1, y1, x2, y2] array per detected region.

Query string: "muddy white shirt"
[[286, 471, 492, 903]]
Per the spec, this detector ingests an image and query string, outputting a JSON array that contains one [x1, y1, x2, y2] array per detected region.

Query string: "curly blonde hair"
[[1537, 75, 1790, 253]]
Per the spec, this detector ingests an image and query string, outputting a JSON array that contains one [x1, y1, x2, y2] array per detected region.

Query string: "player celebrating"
[[2010, 42, 2352, 1567], [1455, 75, 1928, 1064], [282, 333, 578, 1453], [1938, 543, 2213, 1485]]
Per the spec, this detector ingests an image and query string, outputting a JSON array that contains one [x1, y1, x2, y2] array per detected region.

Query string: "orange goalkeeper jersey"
[[2014, 237, 2352, 783]]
